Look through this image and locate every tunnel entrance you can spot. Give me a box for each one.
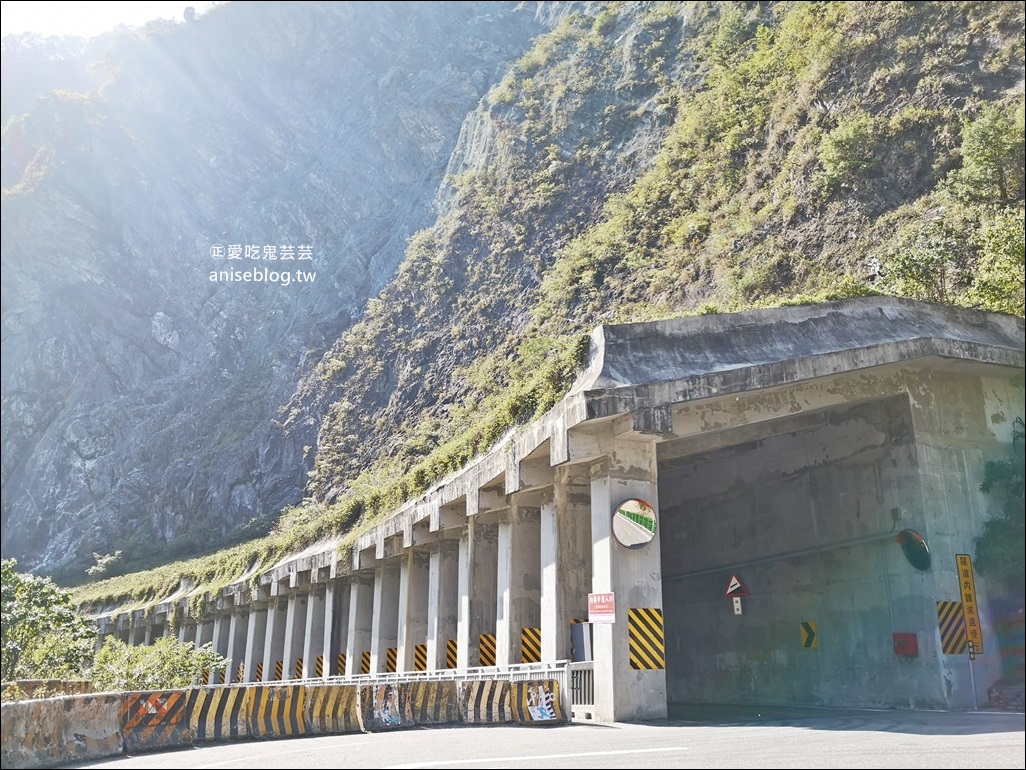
[657,394,927,707]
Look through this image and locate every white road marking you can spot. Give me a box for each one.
[386,746,687,768]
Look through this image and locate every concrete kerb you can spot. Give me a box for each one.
[510,679,567,725]
[0,679,550,767]
[1,692,123,770]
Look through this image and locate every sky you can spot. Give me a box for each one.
[1,1,216,39]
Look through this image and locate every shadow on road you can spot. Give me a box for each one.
[658,702,1026,736]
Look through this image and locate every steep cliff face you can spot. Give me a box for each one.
[1,1,548,576]
[295,0,1024,524]
[5,1,1023,597]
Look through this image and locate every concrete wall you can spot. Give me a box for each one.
[1,693,122,769]
[907,370,1025,706]
[660,394,950,708]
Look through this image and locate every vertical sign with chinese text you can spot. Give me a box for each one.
[956,554,983,654]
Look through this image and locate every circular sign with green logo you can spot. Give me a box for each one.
[612,498,657,549]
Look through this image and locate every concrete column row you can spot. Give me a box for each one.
[121,502,585,678]
[118,437,664,723]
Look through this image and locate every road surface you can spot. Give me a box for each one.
[70,704,1025,769]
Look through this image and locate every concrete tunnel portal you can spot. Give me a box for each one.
[657,394,924,707]
[93,298,1025,721]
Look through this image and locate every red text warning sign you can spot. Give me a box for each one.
[589,592,616,624]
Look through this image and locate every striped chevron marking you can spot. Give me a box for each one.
[479,633,496,667]
[628,607,665,669]
[189,686,250,741]
[937,601,968,654]
[520,627,541,664]
[414,643,428,671]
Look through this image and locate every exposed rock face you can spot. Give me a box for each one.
[1,1,547,575]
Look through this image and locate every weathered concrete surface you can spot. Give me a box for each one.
[461,680,512,724]
[661,394,938,708]
[574,296,1024,395]
[510,680,567,724]
[304,684,362,734]
[401,681,461,725]
[120,690,193,754]
[0,679,92,699]
[1,693,123,769]
[908,370,1026,707]
[659,362,1025,710]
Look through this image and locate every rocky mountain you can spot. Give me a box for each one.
[1,1,552,577]
[2,2,1022,597]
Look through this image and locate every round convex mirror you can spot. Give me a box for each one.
[897,528,931,571]
[612,498,657,549]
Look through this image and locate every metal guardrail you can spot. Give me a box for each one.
[220,659,581,719]
[568,662,594,706]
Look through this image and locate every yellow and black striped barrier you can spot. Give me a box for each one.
[461,680,511,724]
[274,660,284,681]
[361,650,371,674]
[305,684,361,734]
[235,663,244,684]
[479,634,496,667]
[249,685,307,738]
[404,681,459,725]
[362,683,407,730]
[520,627,542,664]
[190,686,250,742]
[511,680,566,725]
[121,690,192,752]
[628,607,665,669]
[414,644,428,671]
[336,652,347,676]
[938,600,968,654]
[254,662,264,682]
[294,658,304,679]
[315,655,324,677]
[385,647,398,673]
[445,639,458,669]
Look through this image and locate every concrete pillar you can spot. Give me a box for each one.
[346,572,374,676]
[398,549,430,671]
[282,591,309,680]
[129,616,144,645]
[178,619,196,645]
[427,540,459,670]
[371,562,401,673]
[496,502,541,667]
[196,619,214,648]
[331,579,351,675]
[225,609,247,683]
[143,622,153,646]
[303,585,327,678]
[457,518,498,668]
[541,475,592,661]
[243,603,267,682]
[210,613,226,682]
[590,440,666,722]
[262,593,287,680]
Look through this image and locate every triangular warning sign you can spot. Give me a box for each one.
[725,574,749,597]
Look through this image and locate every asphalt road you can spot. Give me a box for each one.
[70,705,1025,770]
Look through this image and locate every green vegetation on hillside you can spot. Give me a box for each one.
[2,559,225,693]
[75,1,1025,611]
